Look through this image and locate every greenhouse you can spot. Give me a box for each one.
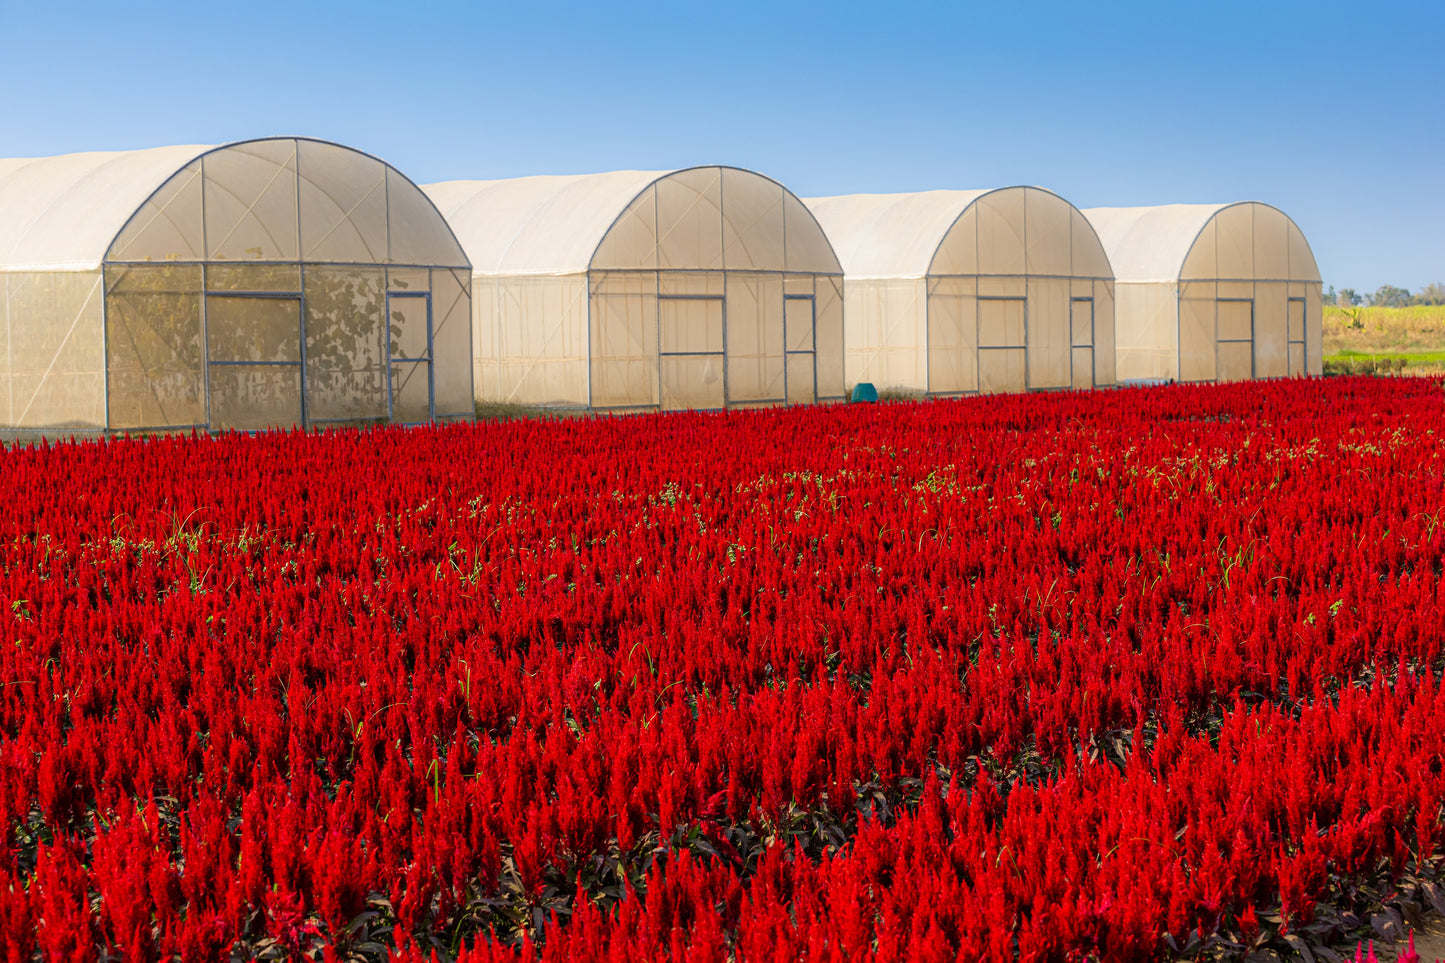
[1082,202,1322,382]
[423,167,845,410]
[804,187,1117,395]
[0,137,472,432]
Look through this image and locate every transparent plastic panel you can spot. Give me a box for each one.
[978,348,1026,394]
[1113,282,1176,382]
[1024,189,1072,277]
[206,264,301,293]
[390,360,432,423]
[104,264,204,429]
[978,297,1025,348]
[593,187,658,271]
[1214,205,1254,279]
[1069,208,1111,279]
[1027,278,1069,388]
[785,296,814,352]
[783,193,842,274]
[389,294,431,361]
[1070,298,1094,346]
[1181,217,1218,280]
[0,278,7,424]
[471,276,500,401]
[784,274,815,297]
[660,297,723,354]
[1306,284,1323,375]
[0,279,7,424]
[975,189,1027,275]
[1216,299,1253,343]
[724,273,784,401]
[926,279,976,394]
[3,272,104,428]
[1216,341,1253,382]
[1217,280,1253,301]
[386,168,468,268]
[659,271,724,297]
[869,278,927,391]
[1179,282,1217,383]
[660,354,724,410]
[493,275,588,406]
[431,268,474,414]
[304,266,387,422]
[1071,348,1094,389]
[1092,280,1116,386]
[589,272,658,408]
[209,365,302,431]
[388,268,430,293]
[298,140,388,263]
[109,161,205,263]
[1288,222,1321,282]
[1289,343,1305,376]
[1253,205,1289,280]
[1254,281,1288,378]
[207,295,301,363]
[4,272,105,429]
[977,276,1026,298]
[657,168,723,270]
[815,276,845,399]
[721,168,786,271]
[204,140,299,261]
[929,205,978,277]
[785,352,815,404]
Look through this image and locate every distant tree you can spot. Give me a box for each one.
[1339,288,1363,307]
[1368,284,1411,308]
[1411,282,1445,306]
[1322,285,1338,306]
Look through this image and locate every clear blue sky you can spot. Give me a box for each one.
[1,0,1440,292]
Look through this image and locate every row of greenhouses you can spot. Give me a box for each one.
[0,138,1323,431]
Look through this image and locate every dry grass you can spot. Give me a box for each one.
[1323,305,1445,374]
[1324,305,1445,354]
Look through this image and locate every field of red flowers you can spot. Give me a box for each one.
[2,376,1445,961]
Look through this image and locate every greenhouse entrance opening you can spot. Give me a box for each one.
[784,295,816,405]
[387,292,434,423]
[659,295,726,411]
[1071,298,1095,390]
[1288,298,1307,376]
[1217,298,1255,382]
[978,297,1027,394]
[206,293,304,431]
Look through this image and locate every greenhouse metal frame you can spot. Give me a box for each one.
[805,187,1117,396]
[424,166,846,411]
[1082,202,1322,383]
[0,137,473,433]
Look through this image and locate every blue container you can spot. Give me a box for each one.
[850,382,878,403]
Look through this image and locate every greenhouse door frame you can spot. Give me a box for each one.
[1216,297,1255,382]
[386,290,434,424]
[1070,297,1095,390]
[784,294,817,405]
[977,295,1028,394]
[657,294,726,411]
[203,289,307,431]
[1287,296,1307,377]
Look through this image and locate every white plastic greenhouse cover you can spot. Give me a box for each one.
[803,190,994,278]
[0,146,207,272]
[422,168,846,410]
[423,172,667,276]
[1084,203,1322,283]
